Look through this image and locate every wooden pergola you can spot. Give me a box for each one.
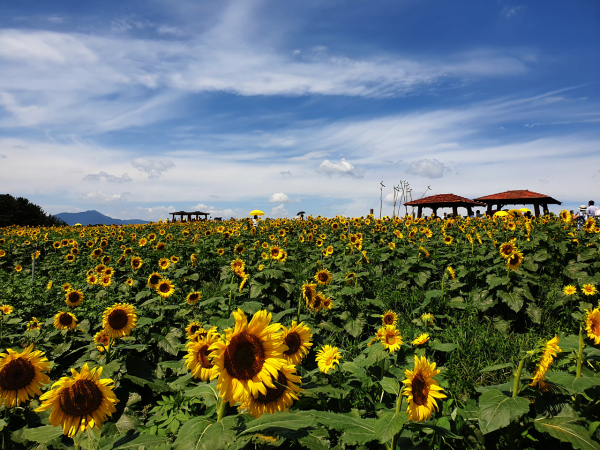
[169,211,209,222]
[474,190,561,217]
[404,194,485,218]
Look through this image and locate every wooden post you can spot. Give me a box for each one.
[534,203,540,217]
[452,206,458,217]
[487,203,493,216]
[417,206,423,218]
[466,206,473,217]
[370,209,374,216]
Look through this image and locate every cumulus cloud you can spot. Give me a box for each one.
[131,205,176,221]
[269,193,291,203]
[132,158,175,178]
[316,158,364,179]
[83,171,133,183]
[407,158,447,179]
[81,191,125,202]
[271,204,289,218]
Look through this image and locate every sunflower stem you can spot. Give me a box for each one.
[512,356,526,397]
[216,398,227,422]
[296,294,302,324]
[390,390,404,450]
[576,325,584,379]
[105,337,114,364]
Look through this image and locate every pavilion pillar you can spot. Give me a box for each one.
[534,204,540,217]
[417,206,423,218]
[432,207,438,217]
[466,206,473,217]
[486,204,493,216]
[541,204,548,215]
[452,206,458,217]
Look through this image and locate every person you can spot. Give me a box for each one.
[252,215,259,227]
[475,210,482,218]
[443,213,447,220]
[587,201,597,219]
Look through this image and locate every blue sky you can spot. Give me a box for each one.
[1,0,599,220]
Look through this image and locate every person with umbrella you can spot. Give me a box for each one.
[249,210,264,226]
[296,211,305,220]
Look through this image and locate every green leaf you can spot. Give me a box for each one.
[478,389,530,434]
[480,363,512,373]
[380,377,401,396]
[415,271,430,287]
[240,301,263,314]
[344,314,366,338]
[188,273,200,281]
[136,316,154,328]
[498,290,524,313]
[174,416,238,450]
[547,373,600,394]
[314,412,377,445]
[240,411,314,435]
[374,411,408,443]
[272,308,295,322]
[526,303,542,324]
[21,425,63,444]
[184,381,219,406]
[135,290,152,301]
[429,340,458,352]
[534,416,600,450]
[113,433,172,449]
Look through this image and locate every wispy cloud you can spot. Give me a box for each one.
[316,159,365,179]
[132,158,175,178]
[83,171,133,183]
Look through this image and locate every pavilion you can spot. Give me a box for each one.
[404,194,485,218]
[169,211,210,222]
[474,190,561,217]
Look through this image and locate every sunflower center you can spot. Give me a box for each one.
[318,273,328,282]
[411,373,429,406]
[189,293,199,301]
[313,296,322,309]
[0,358,35,391]
[384,315,394,325]
[196,345,213,369]
[592,321,600,336]
[59,379,103,417]
[223,332,265,380]
[67,292,80,304]
[189,325,201,335]
[149,275,160,285]
[386,334,396,345]
[283,332,302,356]
[59,314,73,326]
[159,283,170,293]
[107,309,128,330]
[255,371,287,405]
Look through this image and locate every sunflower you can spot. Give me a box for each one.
[307,293,325,312]
[156,242,166,251]
[560,209,571,223]
[379,326,403,353]
[91,248,103,259]
[0,305,13,315]
[185,322,204,339]
[322,296,333,309]
[185,331,221,381]
[54,311,78,331]
[35,363,118,438]
[65,254,75,263]
[388,242,396,250]
[443,235,453,245]
[314,269,332,286]
[102,303,137,338]
[93,330,110,352]
[138,238,147,247]
[15,265,22,272]
[499,242,517,259]
[281,322,313,365]
[421,313,435,326]
[530,335,561,389]
[381,310,398,326]
[239,274,249,292]
[99,275,112,287]
[301,281,317,304]
[582,284,598,296]
[0,250,5,257]
[145,273,161,289]
[239,364,303,418]
[0,344,50,407]
[412,333,430,346]
[27,317,41,330]
[209,309,287,405]
[170,255,180,263]
[186,291,201,305]
[95,264,107,274]
[65,290,84,308]
[126,278,134,287]
[230,259,245,276]
[86,274,98,285]
[315,345,341,374]
[506,252,524,270]
[158,258,170,270]
[446,266,456,280]
[563,285,577,296]
[270,246,283,260]
[584,309,600,345]
[156,279,175,298]
[402,355,446,421]
[130,256,143,270]
[103,268,114,277]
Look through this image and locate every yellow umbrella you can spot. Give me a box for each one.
[73,223,82,226]
[494,211,508,217]
[249,210,265,216]
[519,208,532,214]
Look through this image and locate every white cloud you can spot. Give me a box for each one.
[269,193,291,203]
[83,171,133,183]
[132,158,175,178]
[316,158,364,179]
[271,204,289,218]
[502,6,524,18]
[407,159,448,179]
[288,151,330,161]
[81,191,125,202]
[130,205,176,221]
[190,203,209,210]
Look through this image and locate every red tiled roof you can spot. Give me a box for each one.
[405,194,485,206]
[474,190,560,204]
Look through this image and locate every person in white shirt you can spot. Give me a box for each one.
[587,201,597,219]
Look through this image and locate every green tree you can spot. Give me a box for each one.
[0,194,66,227]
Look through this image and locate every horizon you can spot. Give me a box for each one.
[1,0,599,220]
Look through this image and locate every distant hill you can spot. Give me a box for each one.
[54,210,151,226]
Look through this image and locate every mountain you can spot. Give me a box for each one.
[54,210,151,226]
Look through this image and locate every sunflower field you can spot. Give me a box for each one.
[0,211,599,450]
